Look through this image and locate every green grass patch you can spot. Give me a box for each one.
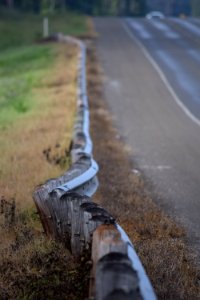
[47,12,88,36]
[0,10,87,127]
[0,11,87,51]
[0,44,54,126]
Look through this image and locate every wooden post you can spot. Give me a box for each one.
[33,184,115,257]
[90,224,142,300]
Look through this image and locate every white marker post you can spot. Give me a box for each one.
[43,17,49,38]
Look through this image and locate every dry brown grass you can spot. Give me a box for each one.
[0,43,92,299]
[0,43,77,209]
[0,206,90,299]
[87,41,200,299]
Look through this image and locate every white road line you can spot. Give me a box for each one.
[156,50,200,102]
[149,20,180,39]
[122,20,200,128]
[128,20,152,39]
[172,18,200,37]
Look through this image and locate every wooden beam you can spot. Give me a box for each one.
[90,224,142,300]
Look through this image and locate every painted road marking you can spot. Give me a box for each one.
[148,19,180,39]
[128,20,152,39]
[122,20,200,128]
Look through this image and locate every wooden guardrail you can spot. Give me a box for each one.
[90,224,142,299]
[33,34,157,300]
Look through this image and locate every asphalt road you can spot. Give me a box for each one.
[94,17,200,257]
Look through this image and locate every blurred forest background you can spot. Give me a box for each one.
[0,0,200,17]
[0,0,146,16]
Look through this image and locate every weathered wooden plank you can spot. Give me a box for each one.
[33,186,54,236]
[33,189,115,257]
[96,253,142,300]
[91,224,127,264]
[33,192,91,244]
[90,224,142,300]
[33,155,92,200]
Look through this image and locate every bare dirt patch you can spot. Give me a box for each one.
[87,41,200,299]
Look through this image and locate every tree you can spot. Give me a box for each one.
[0,0,147,15]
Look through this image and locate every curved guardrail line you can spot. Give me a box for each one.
[33,33,157,300]
[51,33,95,192]
[52,158,98,192]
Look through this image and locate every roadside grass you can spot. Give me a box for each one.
[0,10,90,299]
[0,206,90,300]
[0,9,87,126]
[0,43,82,298]
[0,44,54,125]
[0,10,87,51]
[0,43,77,208]
[87,42,200,299]
[0,9,88,204]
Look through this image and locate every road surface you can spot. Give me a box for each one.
[94,17,200,257]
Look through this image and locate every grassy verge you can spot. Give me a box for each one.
[0,205,90,299]
[0,11,91,299]
[0,44,54,125]
[0,41,86,299]
[0,10,88,205]
[87,41,200,299]
[0,10,87,126]
[0,43,77,208]
[0,10,87,51]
